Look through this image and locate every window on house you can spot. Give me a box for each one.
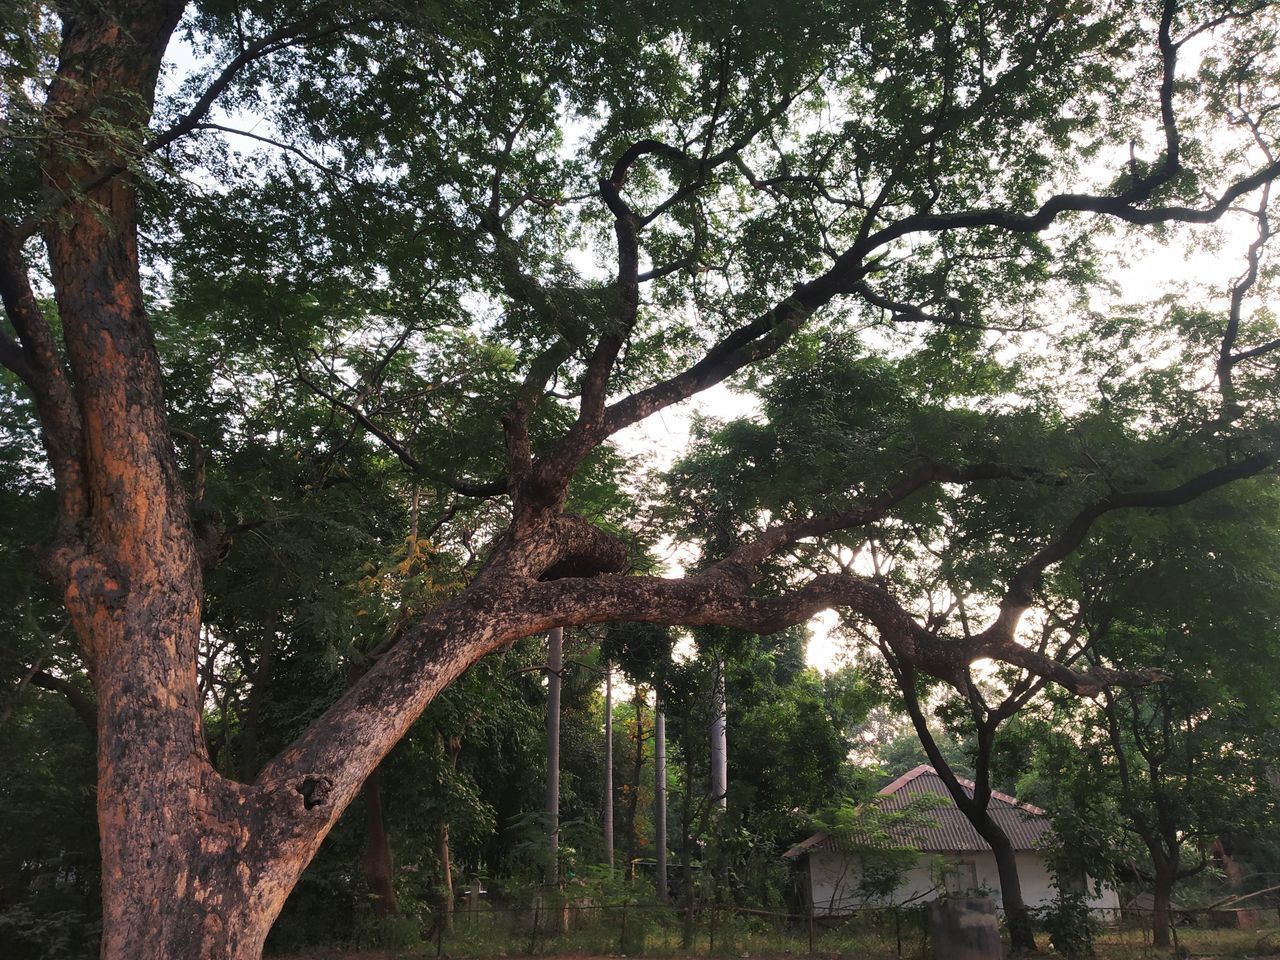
[943,860,979,895]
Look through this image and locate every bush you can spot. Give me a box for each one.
[1041,889,1098,960]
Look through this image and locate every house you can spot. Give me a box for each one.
[783,764,1120,915]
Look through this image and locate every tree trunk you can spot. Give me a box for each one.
[604,662,614,870]
[980,820,1036,953]
[625,688,645,875]
[31,6,304,956]
[895,664,1035,951]
[439,735,461,931]
[1151,857,1176,948]
[545,627,563,886]
[710,661,728,809]
[681,744,696,948]
[654,695,668,903]
[437,821,453,929]
[361,768,399,918]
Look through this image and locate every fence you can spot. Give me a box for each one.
[414,901,932,959]
[334,898,1280,958]
[1085,904,1280,956]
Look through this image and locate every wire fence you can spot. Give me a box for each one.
[330,898,1280,958]
[1087,904,1280,955]
[424,901,931,959]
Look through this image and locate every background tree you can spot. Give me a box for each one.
[1024,483,1280,948]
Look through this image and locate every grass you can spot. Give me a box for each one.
[277,912,1280,960]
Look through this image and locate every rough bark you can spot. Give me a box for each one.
[35,6,303,956]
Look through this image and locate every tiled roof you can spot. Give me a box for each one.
[783,764,1051,858]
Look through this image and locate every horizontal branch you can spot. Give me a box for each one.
[862,157,1280,253]
[724,459,1073,573]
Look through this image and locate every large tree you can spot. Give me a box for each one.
[3,1,1280,956]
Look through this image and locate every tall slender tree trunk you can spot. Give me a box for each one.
[626,688,645,876]
[545,627,563,887]
[654,695,668,903]
[708,663,728,897]
[439,735,461,931]
[604,662,614,870]
[681,745,696,948]
[361,768,399,918]
[710,662,727,809]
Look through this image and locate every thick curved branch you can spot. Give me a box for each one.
[522,5,1273,508]
[590,138,1280,472]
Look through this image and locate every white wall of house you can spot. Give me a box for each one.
[805,848,1120,916]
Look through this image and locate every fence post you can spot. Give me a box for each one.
[895,905,902,959]
[808,904,815,956]
[620,898,629,955]
[437,911,445,958]
[709,903,717,954]
[529,899,540,955]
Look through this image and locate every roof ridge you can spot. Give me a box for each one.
[880,764,1046,817]
[949,772,1046,817]
[782,764,1048,860]
[877,763,935,797]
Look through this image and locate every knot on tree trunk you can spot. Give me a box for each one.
[261,774,337,817]
[294,775,333,810]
